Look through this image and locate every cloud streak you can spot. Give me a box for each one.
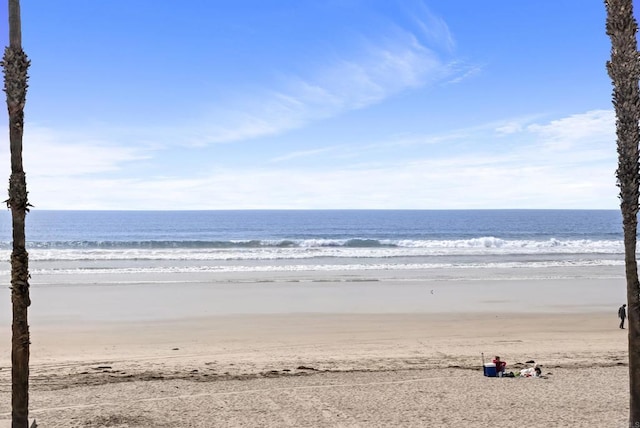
[0,125,152,182]
[195,12,461,145]
[13,109,618,210]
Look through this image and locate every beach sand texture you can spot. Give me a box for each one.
[0,265,631,427]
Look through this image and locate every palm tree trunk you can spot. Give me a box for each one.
[605,0,640,424]
[2,1,31,427]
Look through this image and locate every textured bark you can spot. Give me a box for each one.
[2,1,31,427]
[605,0,640,425]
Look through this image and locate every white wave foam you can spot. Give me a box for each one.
[5,258,622,276]
[14,237,622,262]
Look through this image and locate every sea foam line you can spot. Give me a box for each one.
[2,237,623,261]
[0,259,622,276]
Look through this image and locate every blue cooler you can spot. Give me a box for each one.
[483,362,497,377]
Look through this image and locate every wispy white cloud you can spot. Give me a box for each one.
[495,122,524,135]
[0,125,151,180]
[527,109,614,151]
[459,110,615,168]
[19,109,618,210]
[444,63,483,85]
[411,1,456,53]
[198,110,605,171]
[269,147,337,163]
[194,12,461,145]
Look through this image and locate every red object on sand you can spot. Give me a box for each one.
[492,357,506,372]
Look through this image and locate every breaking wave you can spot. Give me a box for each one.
[0,237,620,262]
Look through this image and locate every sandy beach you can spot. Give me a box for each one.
[0,264,631,427]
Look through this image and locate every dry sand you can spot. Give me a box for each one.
[0,267,632,426]
[0,312,630,427]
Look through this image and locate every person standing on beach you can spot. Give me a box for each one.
[619,304,627,329]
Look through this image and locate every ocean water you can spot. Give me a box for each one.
[0,209,625,276]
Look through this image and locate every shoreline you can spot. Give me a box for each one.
[0,265,627,325]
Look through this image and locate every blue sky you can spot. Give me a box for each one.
[0,1,624,209]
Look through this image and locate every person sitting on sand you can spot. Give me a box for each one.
[492,356,506,374]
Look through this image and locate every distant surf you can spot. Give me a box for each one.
[0,209,623,277]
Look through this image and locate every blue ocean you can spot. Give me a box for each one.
[0,209,625,274]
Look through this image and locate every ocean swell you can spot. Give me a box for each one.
[0,237,620,261]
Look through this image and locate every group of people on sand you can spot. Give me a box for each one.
[492,356,541,378]
[487,303,630,379]
[486,303,630,379]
